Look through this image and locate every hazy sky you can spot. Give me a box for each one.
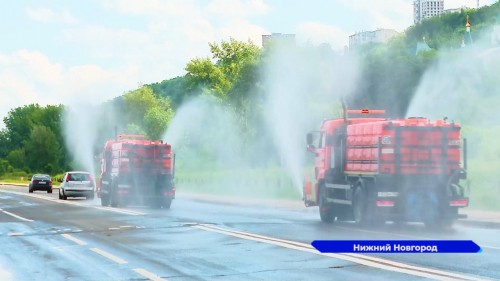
[0,0,496,123]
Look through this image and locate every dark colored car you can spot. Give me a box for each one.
[29,174,53,193]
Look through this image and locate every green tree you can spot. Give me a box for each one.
[123,86,158,126]
[6,149,25,170]
[144,105,174,140]
[0,159,13,176]
[124,123,146,135]
[24,125,61,173]
[184,38,262,148]
[1,104,66,172]
[185,57,229,97]
[0,130,9,158]
[2,104,43,152]
[122,85,175,140]
[185,38,261,103]
[149,76,189,108]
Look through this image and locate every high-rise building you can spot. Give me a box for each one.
[261,33,295,48]
[414,0,444,24]
[348,29,399,50]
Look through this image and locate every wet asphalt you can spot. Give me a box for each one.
[0,185,499,281]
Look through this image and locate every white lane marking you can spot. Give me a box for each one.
[337,225,500,251]
[8,232,24,236]
[0,263,13,281]
[90,248,127,264]
[61,234,87,246]
[0,208,33,222]
[481,245,500,251]
[193,224,485,281]
[133,268,167,281]
[94,206,146,216]
[0,190,145,216]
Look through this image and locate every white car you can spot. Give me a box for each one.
[59,171,95,200]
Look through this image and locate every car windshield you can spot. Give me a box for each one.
[68,173,91,181]
[33,175,50,180]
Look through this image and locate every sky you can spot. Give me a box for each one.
[0,0,497,124]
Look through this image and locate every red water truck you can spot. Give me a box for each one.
[303,108,469,227]
[97,134,175,209]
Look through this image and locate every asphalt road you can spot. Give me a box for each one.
[0,185,498,281]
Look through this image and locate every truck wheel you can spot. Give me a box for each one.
[439,218,456,228]
[319,184,335,223]
[353,187,367,225]
[163,199,172,209]
[150,198,161,209]
[423,192,441,228]
[101,194,109,206]
[425,217,456,229]
[110,196,118,207]
[109,183,118,207]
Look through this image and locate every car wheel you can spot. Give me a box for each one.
[47,189,52,194]
[61,190,67,200]
[58,190,62,199]
[29,187,33,193]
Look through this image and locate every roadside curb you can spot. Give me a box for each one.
[457,219,500,229]
[177,191,305,210]
[0,183,60,189]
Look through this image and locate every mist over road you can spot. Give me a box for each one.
[0,185,498,281]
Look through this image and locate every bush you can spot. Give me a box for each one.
[0,159,13,176]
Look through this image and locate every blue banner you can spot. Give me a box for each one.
[311,240,482,253]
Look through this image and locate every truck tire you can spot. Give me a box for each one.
[353,187,367,225]
[109,182,118,207]
[319,183,335,223]
[425,217,456,229]
[101,194,109,206]
[150,198,161,209]
[163,199,172,209]
[439,218,456,229]
[422,192,441,228]
[110,195,118,207]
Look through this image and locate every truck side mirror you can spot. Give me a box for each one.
[306,133,313,145]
